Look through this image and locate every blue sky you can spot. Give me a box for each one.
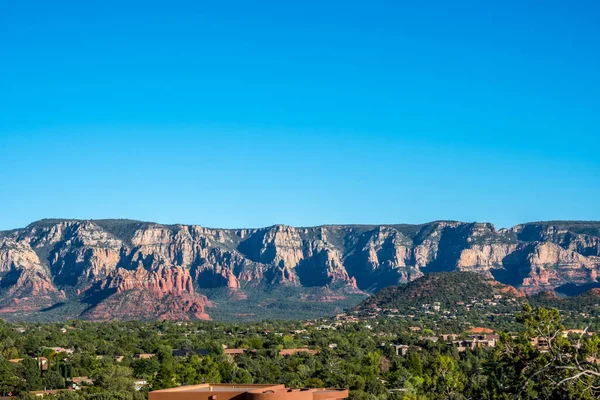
[1,1,599,230]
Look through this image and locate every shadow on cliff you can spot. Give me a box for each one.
[0,268,22,289]
[39,302,66,312]
[420,225,471,274]
[79,283,118,313]
[237,229,274,263]
[295,256,329,287]
[194,268,229,288]
[491,244,535,287]
[555,282,600,296]
[343,228,412,292]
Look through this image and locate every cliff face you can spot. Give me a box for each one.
[1,219,599,320]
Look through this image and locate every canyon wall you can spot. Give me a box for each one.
[1,219,599,320]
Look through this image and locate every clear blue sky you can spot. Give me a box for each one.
[1,1,599,230]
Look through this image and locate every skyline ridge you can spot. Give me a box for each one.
[5,217,600,233]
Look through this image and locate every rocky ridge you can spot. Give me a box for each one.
[0,219,599,320]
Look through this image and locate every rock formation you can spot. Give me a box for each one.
[0,219,599,319]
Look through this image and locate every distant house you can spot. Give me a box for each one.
[562,329,594,337]
[46,347,74,354]
[408,327,421,332]
[70,377,92,385]
[223,348,246,356]
[450,337,496,353]
[114,355,125,363]
[11,357,49,371]
[68,376,92,390]
[134,353,156,359]
[467,327,494,334]
[317,325,334,330]
[172,349,210,357]
[279,348,318,357]
[134,380,148,391]
[441,334,459,341]
[531,337,550,352]
[393,345,410,356]
[38,357,49,371]
[482,334,500,342]
[30,389,73,397]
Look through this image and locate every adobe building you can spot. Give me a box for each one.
[149,384,348,400]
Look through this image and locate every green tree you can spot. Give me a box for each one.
[495,305,600,399]
[92,365,135,392]
[231,368,253,384]
[0,359,20,396]
[152,363,177,390]
[43,370,66,390]
[18,357,43,390]
[430,355,465,400]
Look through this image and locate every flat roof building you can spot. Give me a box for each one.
[149,384,348,400]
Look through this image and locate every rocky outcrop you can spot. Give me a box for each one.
[0,237,65,313]
[81,265,210,321]
[519,242,599,293]
[1,219,600,320]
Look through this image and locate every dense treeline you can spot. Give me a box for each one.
[1,305,600,400]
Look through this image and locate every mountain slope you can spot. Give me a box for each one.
[0,219,599,321]
[355,271,523,312]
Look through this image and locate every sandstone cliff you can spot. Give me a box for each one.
[1,219,599,320]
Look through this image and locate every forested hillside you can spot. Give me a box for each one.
[1,304,600,400]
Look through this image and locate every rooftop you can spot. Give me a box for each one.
[149,384,348,400]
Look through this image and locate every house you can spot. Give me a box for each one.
[46,347,74,354]
[68,376,92,390]
[172,349,210,357]
[467,327,494,334]
[30,389,73,398]
[16,357,49,371]
[279,348,318,357]
[483,334,500,343]
[223,348,246,356]
[531,337,550,352]
[114,355,125,363]
[393,345,410,356]
[70,376,92,385]
[134,353,156,359]
[149,384,348,400]
[450,337,496,353]
[134,380,149,391]
[317,325,334,330]
[562,329,594,338]
[408,327,421,332]
[441,334,459,341]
